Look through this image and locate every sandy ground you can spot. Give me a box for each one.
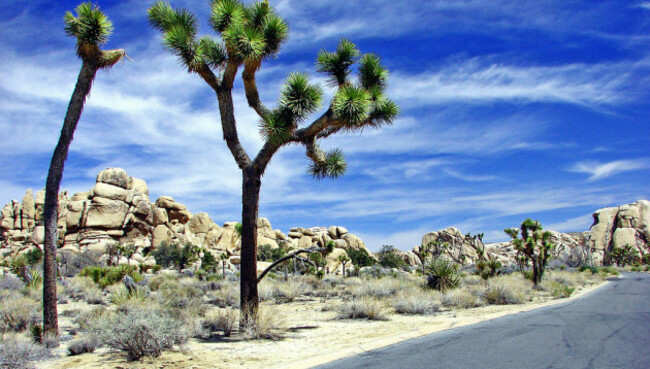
[38,279,610,369]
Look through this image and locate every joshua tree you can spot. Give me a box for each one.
[42,2,125,341]
[148,0,397,322]
[338,254,350,277]
[219,252,229,277]
[504,219,555,287]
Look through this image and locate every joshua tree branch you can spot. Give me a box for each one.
[242,61,267,118]
[257,246,325,283]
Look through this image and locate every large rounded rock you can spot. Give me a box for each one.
[93,182,128,202]
[152,225,172,248]
[127,177,149,196]
[155,196,186,211]
[85,198,129,229]
[97,168,129,189]
[187,212,215,234]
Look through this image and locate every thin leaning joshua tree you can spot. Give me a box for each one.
[42,2,125,341]
[148,0,398,322]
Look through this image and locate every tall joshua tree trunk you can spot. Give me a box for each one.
[240,168,261,321]
[43,61,98,340]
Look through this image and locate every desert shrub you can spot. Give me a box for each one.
[146,273,176,291]
[202,309,238,337]
[67,276,104,304]
[0,336,49,369]
[109,286,148,306]
[425,259,460,292]
[0,294,40,333]
[67,335,100,356]
[442,289,485,309]
[23,248,43,266]
[75,307,108,332]
[543,281,575,298]
[95,307,189,361]
[598,266,620,276]
[462,275,485,286]
[377,245,407,270]
[483,281,525,305]
[610,244,640,266]
[349,277,407,298]
[0,276,24,292]
[391,290,441,315]
[150,242,198,270]
[346,247,376,268]
[79,265,142,288]
[157,279,205,318]
[208,283,239,308]
[337,297,387,320]
[240,308,286,340]
[270,279,309,302]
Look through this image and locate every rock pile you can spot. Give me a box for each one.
[0,168,372,274]
[411,200,649,267]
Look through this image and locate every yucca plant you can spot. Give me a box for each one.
[42,2,126,342]
[424,259,460,292]
[148,0,398,323]
[505,219,555,287]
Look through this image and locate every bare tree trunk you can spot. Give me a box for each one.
[240,168,261,323]
[43,62,97,342]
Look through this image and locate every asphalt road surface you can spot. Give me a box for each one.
[316,273,650,369]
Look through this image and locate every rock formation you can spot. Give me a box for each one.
[0,168,372,274]
[411,200,649,267]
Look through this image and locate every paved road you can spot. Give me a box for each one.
[316,273,650,369]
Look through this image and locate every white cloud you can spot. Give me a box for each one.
[389,59,636,107]
[545,214,595,233]
[568,159,648,181]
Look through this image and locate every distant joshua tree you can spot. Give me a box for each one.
[148,0,398,323]
[42,2,125,342]
[504,219,555,287]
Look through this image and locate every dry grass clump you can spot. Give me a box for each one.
[201,309,238,337]
[207,282,239,308]
[270,278,311,302]
[349,277,407,298]
[337,297,387,320]
[241,308,286,340]
[93,306,189,361]
[146,273,177,291]
[545,270,587,288]
[157,279,205,317]
[462,274,485,286]
[391,290,441,315]
[67,335,100,356]
[0,334,50,369]
[441,288,485,309]
[0,293,41,333]
[482,274,532,305]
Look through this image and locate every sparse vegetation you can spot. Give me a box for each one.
[425,259,460,292]
[95,307,189,361]
[505,219,555,286]
[337,297,387,320]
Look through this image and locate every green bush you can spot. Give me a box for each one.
[150,242,199,270]
[346,247,376,268]
[425,259,460,292]
[610,244,640,266]
[377,245,406,269]
[0,294,41,333]
[79,265,142,288]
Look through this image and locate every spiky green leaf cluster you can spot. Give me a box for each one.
[259,109,294,145]
[332,85,372,127]
[358,54,388,90]
[316,39,359,86]
[211,0,288,60]
[309,149,347,179]
[64,2,113,58]
[279,73,323,121]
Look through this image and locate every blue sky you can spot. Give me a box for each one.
[1,0,649,251]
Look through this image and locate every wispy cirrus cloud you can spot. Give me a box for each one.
[568,159,649,181]
[389,58,643,108]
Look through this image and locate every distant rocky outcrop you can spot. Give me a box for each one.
[411,200,649,267]
[0,168,372,274]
